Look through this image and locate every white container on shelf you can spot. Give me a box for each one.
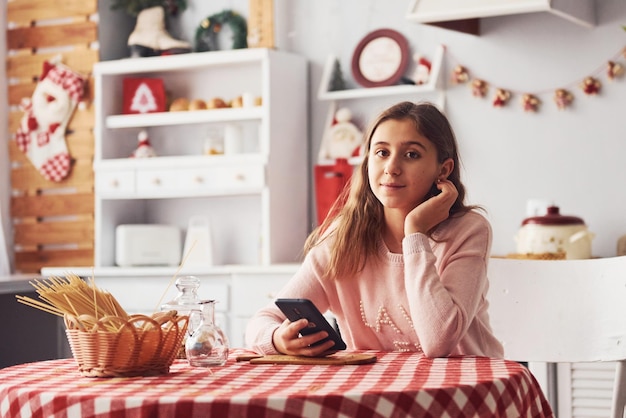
[224,124,244,154]
[182,216,213,267]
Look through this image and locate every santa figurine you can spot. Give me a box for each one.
[412,54,432,85]
[130,130,157,158]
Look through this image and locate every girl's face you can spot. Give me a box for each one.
[367,118,445,216]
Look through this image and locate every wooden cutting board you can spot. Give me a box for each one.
[239,353,377,365]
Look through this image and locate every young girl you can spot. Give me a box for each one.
[245,101,503,358]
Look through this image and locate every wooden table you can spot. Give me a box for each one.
[0,350,554,417]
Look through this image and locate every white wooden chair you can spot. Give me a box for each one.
[487,256,626,418]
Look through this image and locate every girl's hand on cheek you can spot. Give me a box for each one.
[405,179,458,235]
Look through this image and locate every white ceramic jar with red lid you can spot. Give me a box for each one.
[514,206,595,259]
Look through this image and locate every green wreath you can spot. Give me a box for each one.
[195,10,248,52]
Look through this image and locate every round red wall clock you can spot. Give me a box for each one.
[351,29,410,88]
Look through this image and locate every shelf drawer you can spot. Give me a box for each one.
[178,165,264,191]
[134,165,265,196]
[96,170,136,196]
[136,169,179,194]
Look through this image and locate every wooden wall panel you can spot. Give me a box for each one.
[10,162,94,195]
[7,22,98,50]
[6,49,98,82]
[7,0,98,23]
[11,193,94,218]
[6,0,98,273]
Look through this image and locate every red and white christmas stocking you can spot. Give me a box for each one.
[14,60,86,182]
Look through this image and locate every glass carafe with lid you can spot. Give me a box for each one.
[160,275,202,315]
[161,275,203,358]
[185,300,229,367]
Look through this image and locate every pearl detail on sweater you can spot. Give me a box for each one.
[360,300,423,352]
[360,301,401,334]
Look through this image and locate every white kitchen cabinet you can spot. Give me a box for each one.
[93,48,308,269]
[230,268,299,347]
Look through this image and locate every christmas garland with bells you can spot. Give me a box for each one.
[195,10,248,52]
[448,45,625,113]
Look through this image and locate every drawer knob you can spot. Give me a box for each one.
[194,176,204,184]
[235,173,246,181]
[152,178,161,185]
[110,179,119,188]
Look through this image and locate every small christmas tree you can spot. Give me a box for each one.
[329,58,346,92]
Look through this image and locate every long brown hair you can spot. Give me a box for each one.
[305,101,477,280]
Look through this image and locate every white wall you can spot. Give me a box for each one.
[165,0,626,257]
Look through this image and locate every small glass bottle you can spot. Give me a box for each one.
[185,300,229,367]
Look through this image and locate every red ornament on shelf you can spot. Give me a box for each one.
[123,78,166,114]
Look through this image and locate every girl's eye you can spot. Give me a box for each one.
[375,149,389,157]
[406,151,421,159]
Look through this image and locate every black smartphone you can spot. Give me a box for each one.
[275,298,347,350]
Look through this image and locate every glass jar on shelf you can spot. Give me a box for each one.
[203,128,224,155]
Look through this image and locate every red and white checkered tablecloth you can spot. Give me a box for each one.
[0,350,554,418]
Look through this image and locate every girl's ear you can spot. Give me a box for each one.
[439,158,454,180]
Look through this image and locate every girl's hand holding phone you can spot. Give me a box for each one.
[405,179,458,235]
[272,318,337,357]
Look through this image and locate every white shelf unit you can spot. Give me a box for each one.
[316,44,446,166]
[405,0,595,28]
[93,48,308,269]
[317,44,446,103]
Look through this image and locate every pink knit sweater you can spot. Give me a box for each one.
[245,211,504,358]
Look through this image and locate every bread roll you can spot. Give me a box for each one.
[207,97,228,109]
[169,98,189,111]
[189,99,207,110]
[230,96,243,108]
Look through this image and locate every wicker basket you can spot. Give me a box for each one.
[64,312,188,377]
